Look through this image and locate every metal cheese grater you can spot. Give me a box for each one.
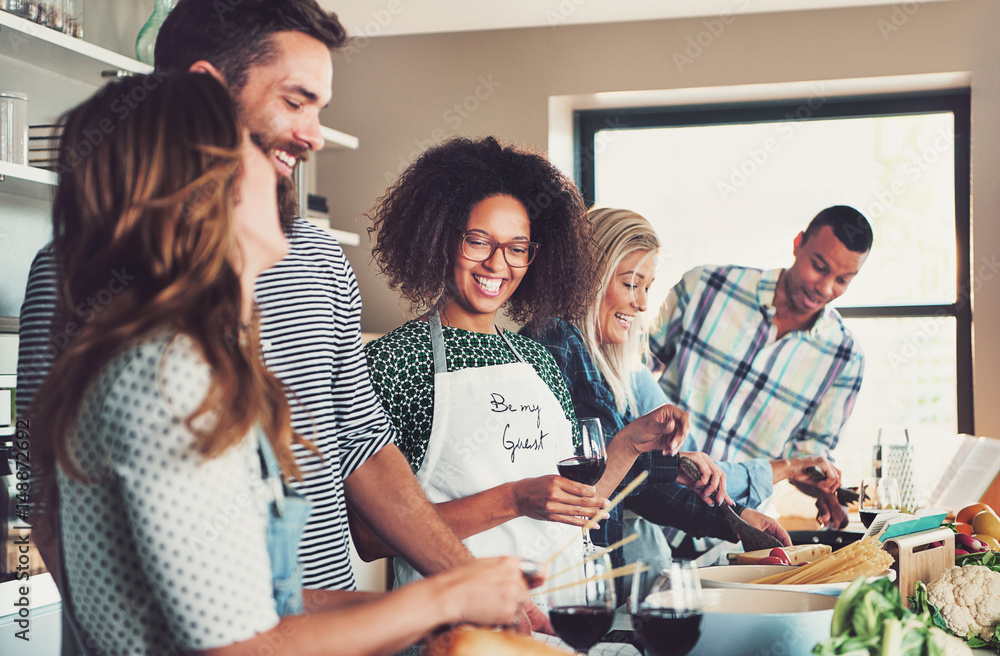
[881,429,917,513]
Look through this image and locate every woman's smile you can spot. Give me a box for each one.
[442,194,531,332]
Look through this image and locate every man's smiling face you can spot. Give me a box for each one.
[235,30,333,179]
[783,225,869,318]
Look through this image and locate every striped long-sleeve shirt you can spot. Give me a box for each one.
[17,218,394,591]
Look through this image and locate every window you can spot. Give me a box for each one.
[576,91,971,495]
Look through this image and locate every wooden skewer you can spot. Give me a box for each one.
[543,470,650,566]
[547,533,640,582]
[545,563,649,596]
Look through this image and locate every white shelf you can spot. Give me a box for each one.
[0,8,357,181]
[0,10,151,83]
[321,125,359,150]
[0,160,57,200]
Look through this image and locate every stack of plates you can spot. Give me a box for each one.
[28,124,62,171]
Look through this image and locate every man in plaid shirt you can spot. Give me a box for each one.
[648,206,872,558]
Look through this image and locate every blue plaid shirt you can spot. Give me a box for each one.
[650,265,864,468]
[521,320,742,573]
[649,265,864,553]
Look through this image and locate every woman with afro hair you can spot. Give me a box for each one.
[359,137,691,611]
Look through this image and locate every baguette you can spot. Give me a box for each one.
[422,626,572,656]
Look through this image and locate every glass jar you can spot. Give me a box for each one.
[35,0,61,31]
[4,0,39,22]
[62,0,82,38]
[0,92,29,166]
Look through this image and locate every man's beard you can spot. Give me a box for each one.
[277,175,299,233]
[251,132,306,234]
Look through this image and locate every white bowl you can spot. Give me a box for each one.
[698,564,895,596]
[631,588,837,656]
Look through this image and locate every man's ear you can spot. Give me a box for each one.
[188,60,227,85]
[792,231,805,256]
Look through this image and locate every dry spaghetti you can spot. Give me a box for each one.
[749,536,894,585]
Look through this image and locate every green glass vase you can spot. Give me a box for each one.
[135,0,175,65]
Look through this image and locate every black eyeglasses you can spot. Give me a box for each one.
[459,232,540,268]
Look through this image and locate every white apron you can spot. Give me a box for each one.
[393,313,579,588]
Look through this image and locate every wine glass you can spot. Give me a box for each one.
[630,560,704,656]
[547,551,616,655]
[859,476,902,528]
[557,417,608,551]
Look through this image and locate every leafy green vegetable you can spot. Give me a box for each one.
[813,578,960,656]
[911,581,951,633]
[955,550,1000,572]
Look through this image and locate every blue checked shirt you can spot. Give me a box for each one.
[649,265,863,555]
[650,265,864,470]
[521,319,743,576]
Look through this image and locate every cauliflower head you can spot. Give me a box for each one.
[927,565,1000,642]
[929,627,974,656]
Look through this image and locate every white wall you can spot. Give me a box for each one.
[316,1,1000,438]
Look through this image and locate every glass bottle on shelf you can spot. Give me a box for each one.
[62,0,83,38]
[135,0,174,65]
[3,0,39,22]
[36,0,60,30]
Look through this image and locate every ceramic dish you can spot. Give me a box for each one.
[632,588,838,656]
[698,564,896,596]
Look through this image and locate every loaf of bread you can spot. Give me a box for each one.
[735,544,831,565]
[422,626,572,656]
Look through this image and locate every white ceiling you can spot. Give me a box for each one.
[321,0,954,37]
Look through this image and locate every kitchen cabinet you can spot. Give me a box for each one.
[0,10,358,203]
[0,9,359,318]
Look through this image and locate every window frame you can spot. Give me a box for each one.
[574,89,972,433]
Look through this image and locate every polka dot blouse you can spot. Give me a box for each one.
[58,332,279,655]
[363,320,576,472]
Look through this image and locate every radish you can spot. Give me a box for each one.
[768,547,791,565]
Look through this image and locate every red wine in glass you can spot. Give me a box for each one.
[558,455,607,485]
[633,608,703,656]
[859,508,897,528]
[549,605,614,652]
[859,477,900,528]
[570,417,608,552]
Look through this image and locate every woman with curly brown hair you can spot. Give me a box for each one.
[361,137,691,613]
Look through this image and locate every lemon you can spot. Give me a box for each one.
[972,509,1000,539]
[956,502,993,524]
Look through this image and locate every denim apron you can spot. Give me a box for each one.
[257,429,312,617]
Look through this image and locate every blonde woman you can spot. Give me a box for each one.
[522,208,790,579]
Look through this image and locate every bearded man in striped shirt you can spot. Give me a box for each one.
[18,1,480,639]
